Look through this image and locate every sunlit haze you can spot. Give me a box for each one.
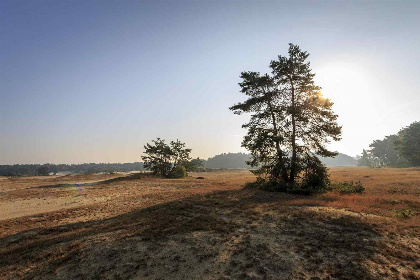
[1,0,419,164]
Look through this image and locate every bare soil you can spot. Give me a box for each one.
[0,168,419,279]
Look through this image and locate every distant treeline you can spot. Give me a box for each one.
[204,152,357,169]
[1,152,359,176]
[205,153,251,169]
[319,153,357,166]
[4,122,417,176]
[0,162,145,176]
[358,121,419,167]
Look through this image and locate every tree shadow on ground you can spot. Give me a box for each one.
[31,173,154,189]
[0,188,386,279]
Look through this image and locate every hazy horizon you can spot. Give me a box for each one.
[1,0,419,165]
[0,151,357,166]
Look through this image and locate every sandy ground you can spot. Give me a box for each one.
[0,171,254,236]
[0,168,419,280]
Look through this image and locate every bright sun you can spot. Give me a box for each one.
[315,61,371,102]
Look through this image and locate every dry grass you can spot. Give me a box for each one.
[0,168,419,279]
[280,167,419,211]
[0,170,253,236]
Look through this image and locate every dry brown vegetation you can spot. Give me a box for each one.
[0,168,419,279]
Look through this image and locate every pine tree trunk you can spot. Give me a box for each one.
[268,101,288,182]
[290,80,297,184]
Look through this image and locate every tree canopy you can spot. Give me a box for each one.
[141,138,192,178]
[396,121,420,166]
[358,121,419,167]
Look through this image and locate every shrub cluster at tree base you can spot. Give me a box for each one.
[245,177,365,196]
[245,179,329,195]
[168,165,187,178]
[328,181,365,194]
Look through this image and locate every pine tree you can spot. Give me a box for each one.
[230,44,342,191]
[396,121,420,166]
[141,138,192,177]
[142,138,173,177]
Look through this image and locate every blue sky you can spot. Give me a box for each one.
[1,0,419,164]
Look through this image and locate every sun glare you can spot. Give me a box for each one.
[319,91,328,99]
[316,61,372,103]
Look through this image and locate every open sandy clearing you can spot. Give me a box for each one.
[0,168,419,279]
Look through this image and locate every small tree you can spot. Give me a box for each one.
[141,138,192,177]
[142,138,173,177]
[169,165,187,178]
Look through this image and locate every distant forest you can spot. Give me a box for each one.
[319,153,357,166]
[0,152,359,176]
[0,162,145,176]
[205,153,251,169]
[205,152,357,169]
[358,121,419,167]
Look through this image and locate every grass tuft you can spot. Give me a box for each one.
[329,180,365,194]
[394,208,412,219]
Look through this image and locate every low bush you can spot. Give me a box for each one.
[285,183,325,195]
[394,209,412,219]
[245,156,331,195]
[299,156,331,193]
[169,165,187,178]
[329,180,365,194]
[244,179,264,189]
[244,179,325,195]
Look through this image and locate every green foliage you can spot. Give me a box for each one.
[244,180,264,189]
[300,156,331,192]
[358,149,373,167]
[369,135,400,166]
[358,121,419,167]
[329,181,365,194]
[361,134,403,167]
[85,169,97,175]
[205,153,251,169]
[37,165,50,176]
[394,209,412,219]
[170,139,192,167]
[142,138,173,177]
[141,138,192,178]
[183,158,205,171]
[230,43,341,192]
[0,163,145,176]
[169,165,187,178]
[246,158,330,194]
[396,121,420,166]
